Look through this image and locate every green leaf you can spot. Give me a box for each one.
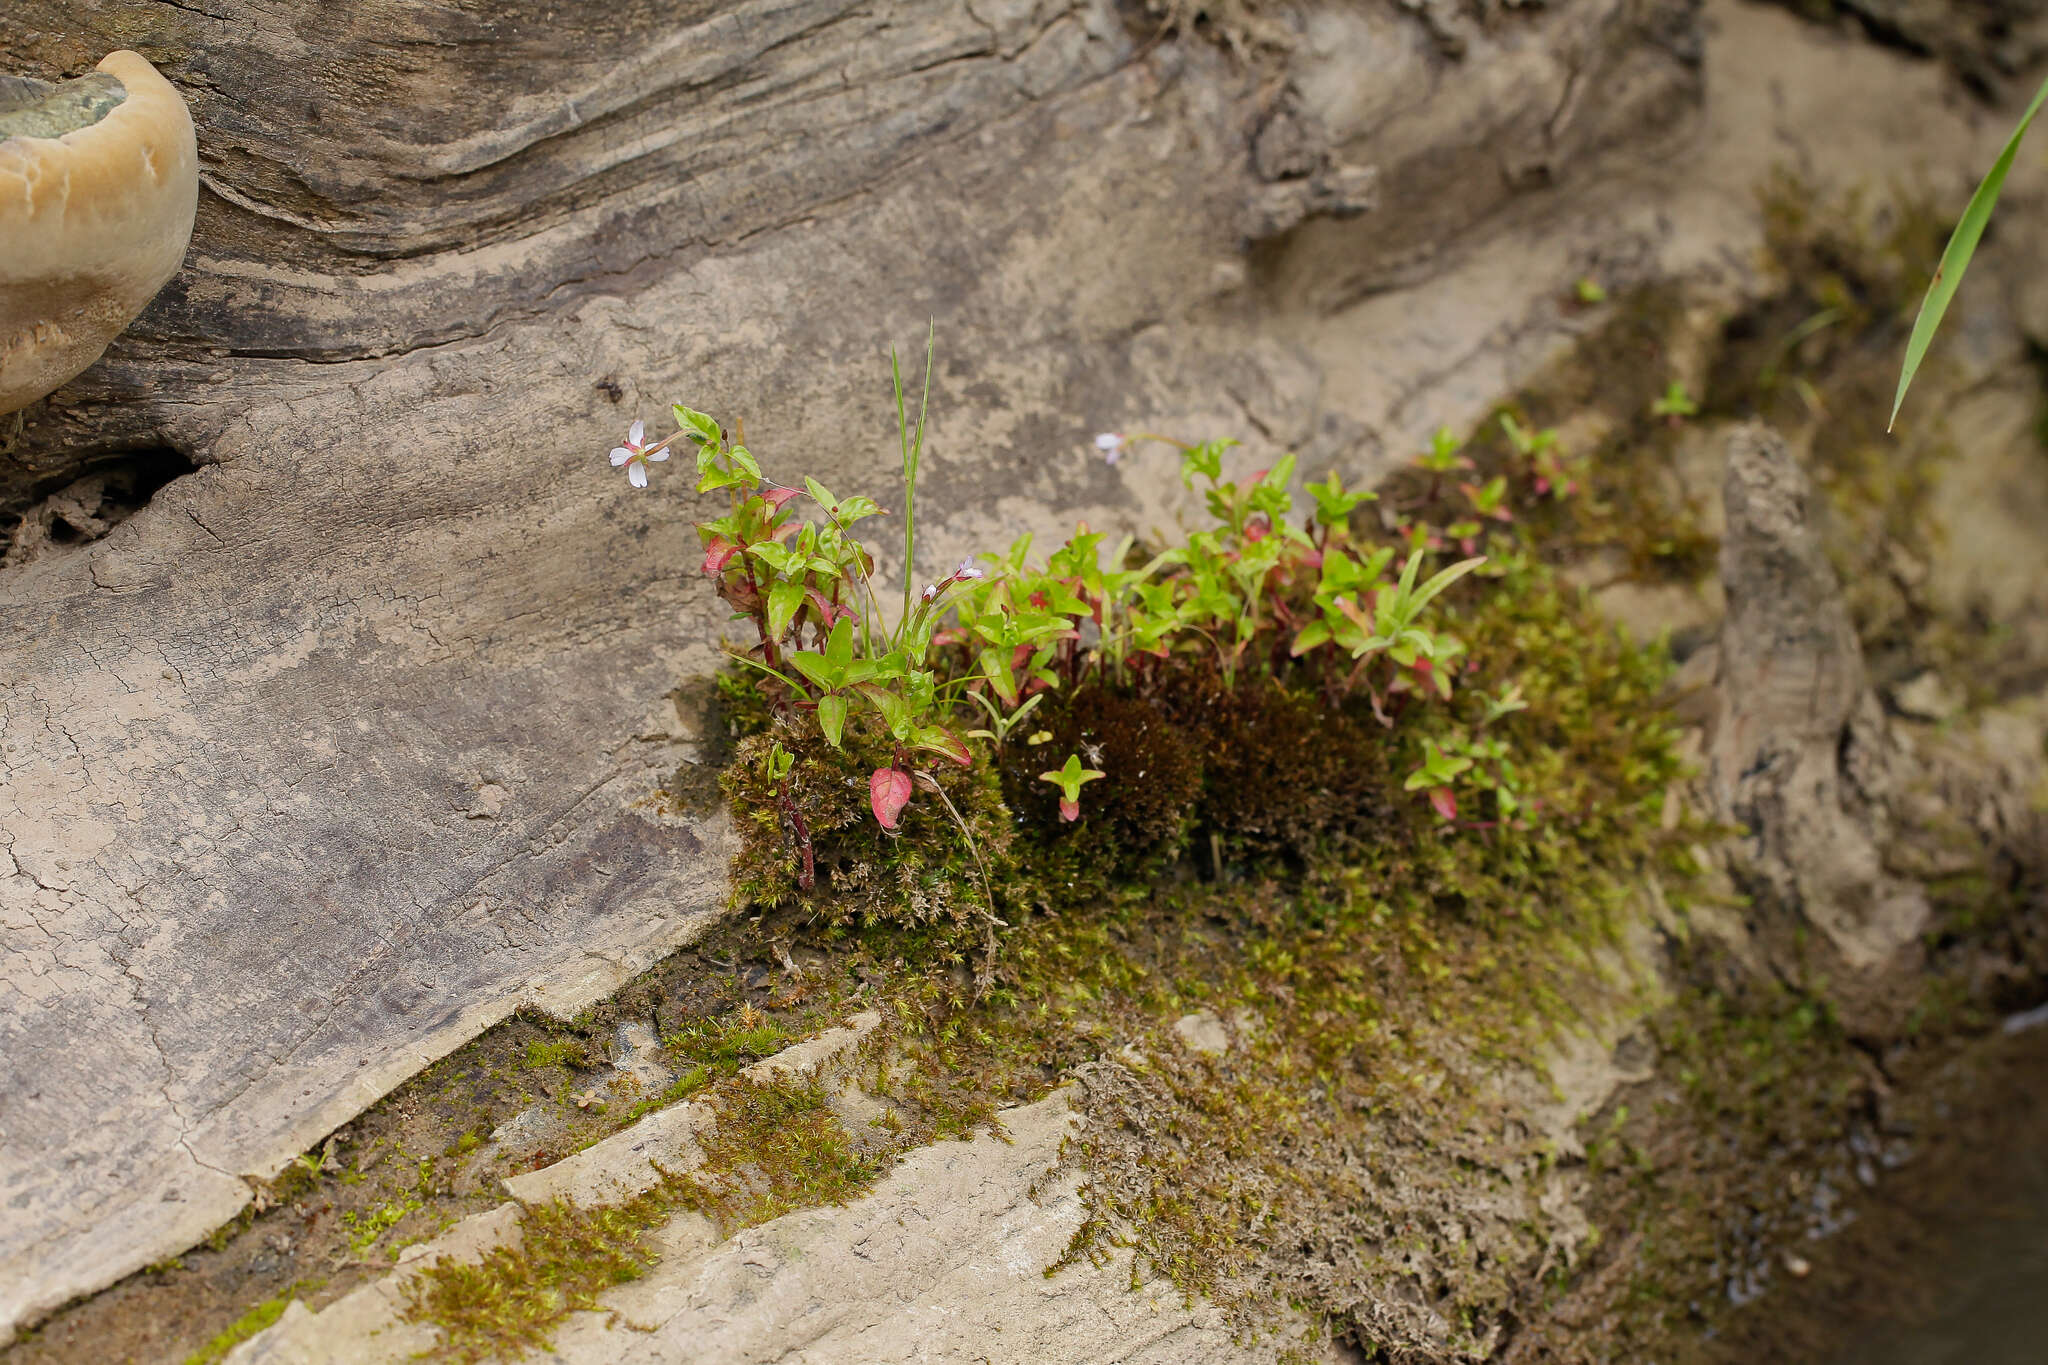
[1409,556,1487,613]
[746,542,799,575]
[834,495,882,524]
[825,617,855,674]
[766,579,806,640]
[804,476,839,511]
[672,404,721,447]
[912,724,973,767]
[854,682,913,739]
[816,694,848,748]
[1893,68,2048,431]
[1038,752,1105,801]
[1180,438,1236,489]
[790,649,836,692]
[1289,619,1333,656]
[727,444,762,479]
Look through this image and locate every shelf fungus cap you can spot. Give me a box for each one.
[0,51,198,415]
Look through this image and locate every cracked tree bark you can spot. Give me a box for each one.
[0,0,1825,1339]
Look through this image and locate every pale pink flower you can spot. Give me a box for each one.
[1094,432,1126,465]
[608,419,670,488]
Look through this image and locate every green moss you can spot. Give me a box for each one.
[521,1038,586,1072]
[343,1197,424,1257]
[400,1196,671,1363]
[402,1073,886,1362]
[723,716,1014,940]
[1029,563,1695,1353]
[388,531,1697,1362]
[183,1283,321,1365]
[996,683,1205,882]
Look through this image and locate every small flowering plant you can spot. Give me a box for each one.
[600,341,1520,907]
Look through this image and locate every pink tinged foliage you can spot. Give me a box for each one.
[1059,797,1080,822]
[1429,787,1458,821]
[762,485,801,509]
[806,588,859,625]
[702,537,739,574]
[870,767,913,830]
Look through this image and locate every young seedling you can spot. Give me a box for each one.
[1416,426,1469,475]
[1405,738,1473,821]
[1039,753,1105,822]
[1651,380,1699,423]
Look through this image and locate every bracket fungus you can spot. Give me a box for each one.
[0,51,197,415]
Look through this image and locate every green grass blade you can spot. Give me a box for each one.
[891,322,938,644]
[891,344,910,639]
[1891,71,2048,431]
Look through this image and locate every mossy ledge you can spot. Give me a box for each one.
[390,520,1701,1362]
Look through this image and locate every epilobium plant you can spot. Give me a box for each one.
[601,339,1507,900]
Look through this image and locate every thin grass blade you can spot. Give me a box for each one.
[1891,71,2048,431]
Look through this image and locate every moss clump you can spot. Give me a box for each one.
[1179,672,1398,861]
[392,535,1697,1364]
[401,1195,668,1364]
[183,1284,319,1365]
[723,715,1014,934]
[521,1038,587,1072]
[665,1073,888,1231]
[997,683,1205,880]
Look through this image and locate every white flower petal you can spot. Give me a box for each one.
[610,447,633,466]
[1094,432,1122,451]
[628,462,648,488]
[628,419,645,446]
[647,447,669,462]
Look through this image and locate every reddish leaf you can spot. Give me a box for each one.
[1059,797,1080,822]
[915,725,974,768]
[805,588,859,625]
[702,537,739,574]
[1428,787,1457,821]
[870,768,913,830]
[761,485,801,509]
[768,520,802,542]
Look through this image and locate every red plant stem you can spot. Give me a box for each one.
[778,782,816,890]
[739,562,782,669]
